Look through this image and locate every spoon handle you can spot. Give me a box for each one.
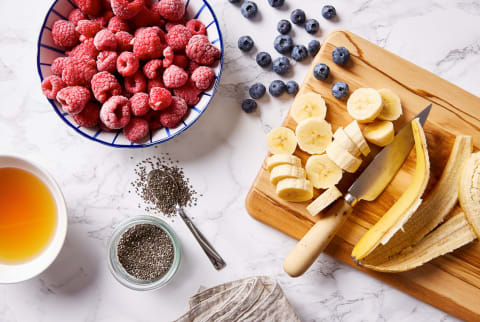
[177,207,226,270]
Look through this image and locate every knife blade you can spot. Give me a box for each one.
[283,104,432,277]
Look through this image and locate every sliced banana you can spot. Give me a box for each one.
[377,88,402,121]
[266,154,302,171]
[344,120,370,156]
[295,117,332,154]
[306,186,342,216]
[305,154,343,189]
[347,88,383,123]
[276,178,314,202]
[290,93,327,124]
[326,141,362,173]
[270,164,306,185]
[333,127,361,157]
[363,120,395,147]
[267,127,297,155]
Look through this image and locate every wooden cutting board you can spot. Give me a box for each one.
[245,30,480,320]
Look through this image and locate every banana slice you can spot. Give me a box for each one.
[306,186,342,216]
[270,164,306,185]
[363,120,394,147]
[347,88,383,123]
[266,154,302,171]
[333,127,361,157]
[290,93,327,124]
[326,141,362,173]
[377,88,402,121]
[344,120,370,156]
[276,178,314,202]
[295,117,332,154]
[305,155,343,189]
[267,127,297,155]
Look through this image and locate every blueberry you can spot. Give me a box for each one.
[269,80,286,97]
[249,83,266,99]
[286,81,299,95]
[274,34,293,54]
[308,40,320,56]
[313,63,330,80]
[242,99,257,113]
[305,19,319,34]
[241,1,258,19]
[332,81,349,99]
[272,56,290,75]
[332,46,350,65]
[291,45,308,62]
[256,52,272,67]
[268,0,284,8]
[322,5,336,20]
[290,9,306,25]
[277,19,291,34]
[238,36,254,52]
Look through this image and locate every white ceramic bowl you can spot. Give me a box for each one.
[0,155,68,284]
[37,0,223,148]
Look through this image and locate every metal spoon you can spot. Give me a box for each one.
[147,169,226,270]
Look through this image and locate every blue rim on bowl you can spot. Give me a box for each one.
[37,0,223,148]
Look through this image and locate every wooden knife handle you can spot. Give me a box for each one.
[283,198,353,277]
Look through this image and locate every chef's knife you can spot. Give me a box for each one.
[283,104,432,277]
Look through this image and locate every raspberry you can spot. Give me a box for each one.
[95,10,114,26]
[166,25,192,50]
[62,57,97,86]
[185,19,206,36]
[187,60,199,75]
[96,50,118,73]
[143,59,163,79]
[123,117,149,142]
[165,17,187,32]
[149,87,172,111]
[173,79,201,106]
[130,4,163,28]
[191,66,215,90]
[124,70,147,94]
[102,0,112,10]
[100,120,117,132]
[116,51,139,76]
[51,57,67,76]
[172,54,188,69]
[147,76,165,92]
[52,20,79,49]
[160,96,187,127]
[68,9,86,26]
[66,38,99,59]
[94,29,117,51]
[143,109,162,129]
[107,16,130,33]
[56,86,91,114]
[158,0,185,22]
[163,65,187,88]
[130,92,150,116]
[72,102,100,127]
[76,20,102,40]
[111,0,144,19]
[73,0,102,16]
[133,27,166,60]
[162,46,174,68]
[100,95,131,129]
[186,35,220,66]
[91,71,122,103]
[41,76,66,100]
[115,31,133,51]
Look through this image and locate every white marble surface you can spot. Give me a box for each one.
[0,0,478,321]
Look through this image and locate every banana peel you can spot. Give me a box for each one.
[352,119,430,261]
[459,152,480,238]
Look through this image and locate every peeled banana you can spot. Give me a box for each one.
[295,117,332,154]
[270,164,306,185]
[266,154,302,171]
[276,178,314,202]
[305,154,343,189]
[459,152,480,237]
[347,88,383,123]
[344,120,370,156]
[306,186,342,216]
[377,88,402,121]
[326,141,362,173]
[333,127,361,157]
[267,127,297,155]
[363,120,395,147]
[290,93,327,124]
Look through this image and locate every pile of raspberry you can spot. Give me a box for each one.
[41,0,220,143]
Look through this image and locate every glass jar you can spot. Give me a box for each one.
[108,215,181,291]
